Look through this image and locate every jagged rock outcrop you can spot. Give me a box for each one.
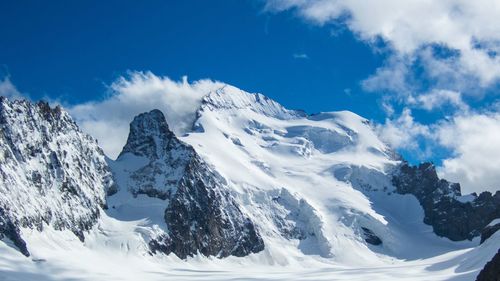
[480,221,500,244]
[393,162,500,241]
[112,109,264,259]
[361,227,382,245]
[475,249,500,281]
[115,109,191,199]
[0,97,114,256]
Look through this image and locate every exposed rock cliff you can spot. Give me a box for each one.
[0,97,114,256]
[475,249,500,281]
[393,162,500,241]
[111,110,264,259]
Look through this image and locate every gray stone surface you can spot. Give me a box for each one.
[393,162,500,241]
[115,110,264,259]
[0,98,114,256]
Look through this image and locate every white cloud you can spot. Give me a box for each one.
[377,106,500,194]
[380,101,395,116]
[362,55,413,97]
[413,89,468,112]
[266,0,500,95]
[293,53,309,59]
[67,72,224,159]
[437,112,500,194]
[0,77,25,100]
[376,108,431,154]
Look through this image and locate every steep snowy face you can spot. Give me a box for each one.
[200,85,306,120]
[182,87,498,264]
[183,88,409,263]
[0,97,114,256]
[109,109,264,259]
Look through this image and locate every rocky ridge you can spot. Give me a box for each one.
[393,162,500,241]
[0,97,114,256]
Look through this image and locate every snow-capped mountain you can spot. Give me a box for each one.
[0,97,114,256]
[109,109,264,259]
[0,86,499,280]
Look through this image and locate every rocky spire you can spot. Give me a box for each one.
[119,109,177,159]
[111,109,265,258]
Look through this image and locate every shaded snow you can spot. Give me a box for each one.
[0,229,498,280]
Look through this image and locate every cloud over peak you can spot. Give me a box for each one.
[68,72,224,159]
[0,77,24,100]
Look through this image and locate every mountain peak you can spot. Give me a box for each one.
[130,109,170,135]
[119,109,176,159]
[200,85,306,120]
[0,98,77,132]
[110,109,265,258]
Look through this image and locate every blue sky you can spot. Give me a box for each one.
[0,1,384,118]
[1,0,500,193]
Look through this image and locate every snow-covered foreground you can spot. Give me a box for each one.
[0,223,498,281]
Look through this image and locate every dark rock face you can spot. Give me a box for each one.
[117,109,192,200]
[163,157,264,258]
[0,207,28,256]
[393,162,500,241]
[475,249,500,281]
[481,222,500,244]
[361,227,382,246]
[0,98,114,256]
[119,109,177,159]
[115,110,264,259]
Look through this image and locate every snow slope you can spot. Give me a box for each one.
[0,231,499,281]
[181,86,479,263]
[0,86,498,280]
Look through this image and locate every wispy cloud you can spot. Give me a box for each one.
[412,89,468,112]
[293,53,309,59]
[376,108,432,157]
[377,107,500,194]
[266,0,500,99]
[0,76,26,100]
